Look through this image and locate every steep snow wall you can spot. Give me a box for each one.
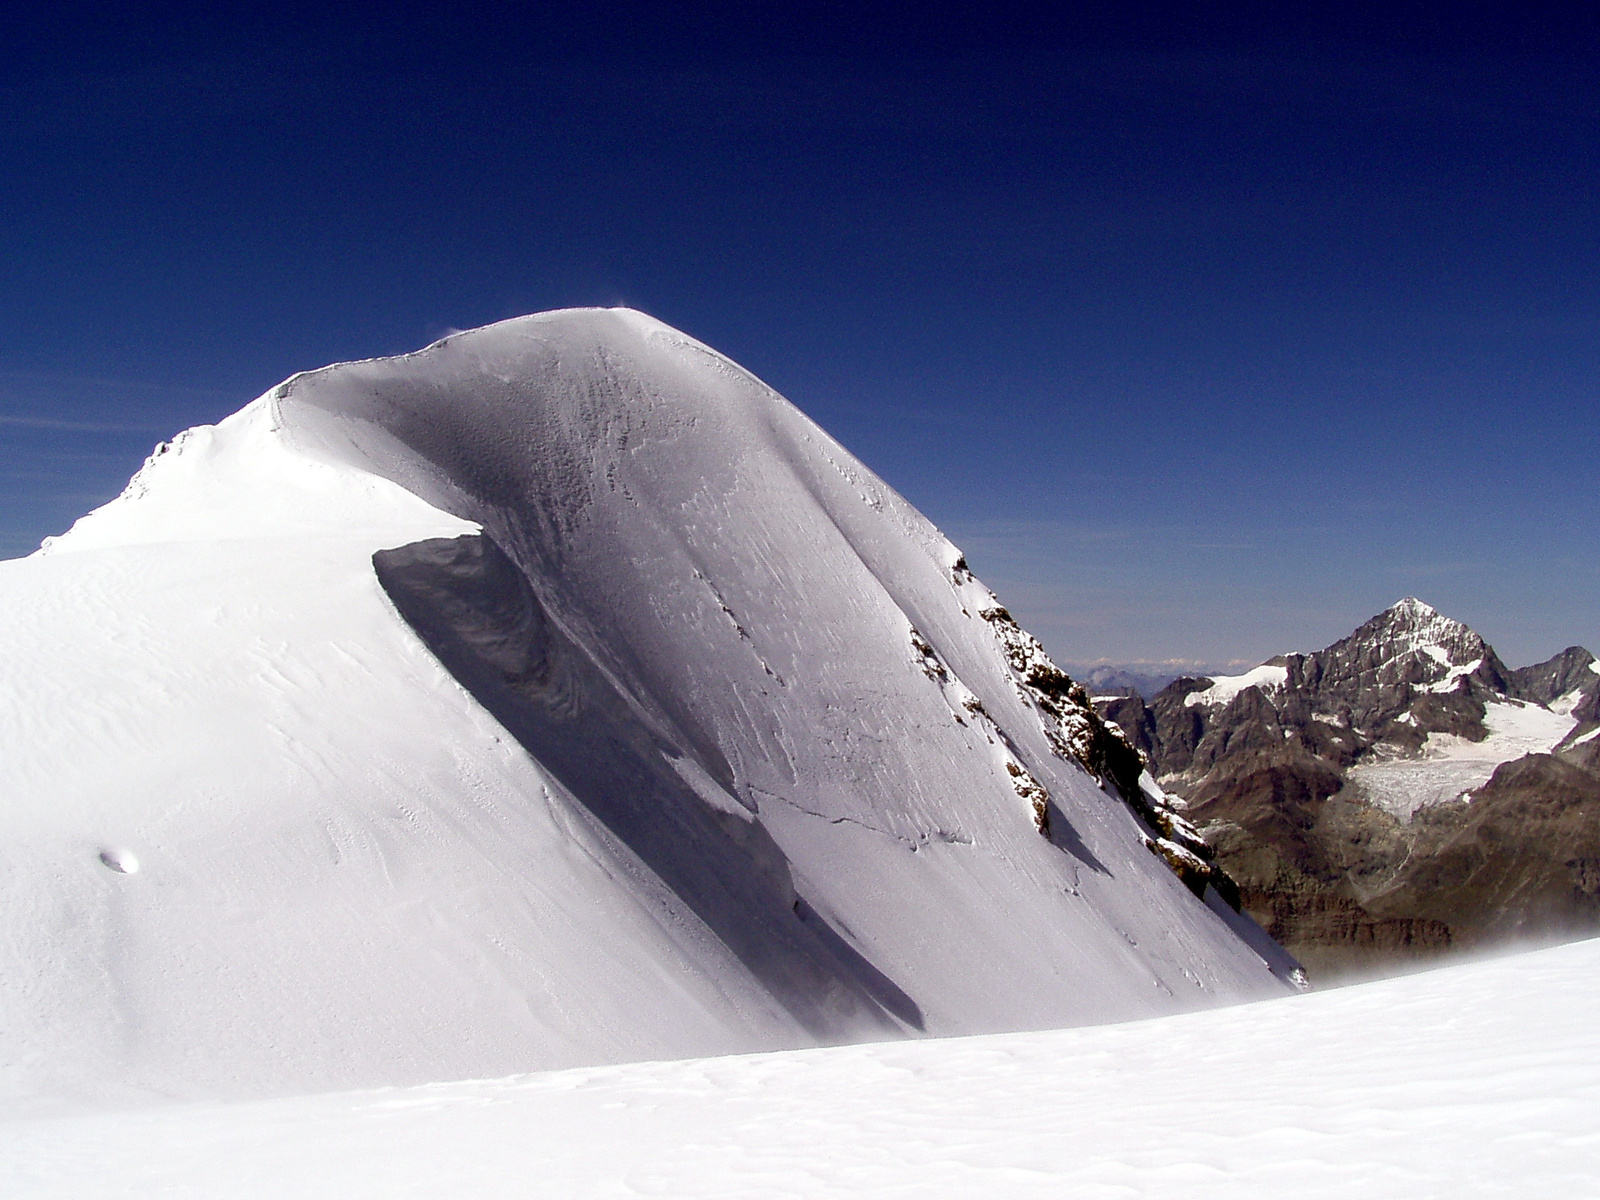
[0,309,1291,1113]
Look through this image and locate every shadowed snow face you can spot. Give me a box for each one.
[372,532,923,1039]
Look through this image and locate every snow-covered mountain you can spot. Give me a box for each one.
[0,309,1293,1114]
[1096,599,1600,978]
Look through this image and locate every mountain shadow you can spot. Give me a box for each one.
[373,533,924,1037]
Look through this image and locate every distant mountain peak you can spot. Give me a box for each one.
[1368,596,1468,640]
[1091,595,1600,982]
[1339,597,1492,682]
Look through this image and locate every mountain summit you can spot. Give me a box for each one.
[0,310,1292,1111]
[1096,599,1600,979]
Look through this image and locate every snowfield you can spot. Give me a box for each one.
[1182,663,1289,708]
[1349,698,1580,818]
[0,309,1293,1114]
[5,936,1598,1198]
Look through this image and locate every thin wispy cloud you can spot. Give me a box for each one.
[0,366,242,398]
[0,368,246,437]
[0,414,169,433]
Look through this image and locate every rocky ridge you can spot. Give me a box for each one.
[1094,599,1600,980]
[948,561,1235,904]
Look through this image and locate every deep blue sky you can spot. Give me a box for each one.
[4,4,1597,669]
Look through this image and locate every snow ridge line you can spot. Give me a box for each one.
[907,622,1053,834]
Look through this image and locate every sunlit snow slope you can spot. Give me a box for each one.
[0,309,1292,1113]
[8,937,1596,1199]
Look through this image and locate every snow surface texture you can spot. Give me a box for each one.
[1350,698,1580,818]
[6,936,1597,1199]
[0,309,1292,1114]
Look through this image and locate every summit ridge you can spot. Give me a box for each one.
[0,310,1292,1112]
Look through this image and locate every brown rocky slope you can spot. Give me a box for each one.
[1095,600,1600,982]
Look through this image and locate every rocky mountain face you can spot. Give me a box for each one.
[1094,599,1600,981]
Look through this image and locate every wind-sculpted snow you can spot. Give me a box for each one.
[8,937,1598,1198]
[0,309,1291,1112]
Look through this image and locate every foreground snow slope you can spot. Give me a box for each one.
[0,309,1289,1112]
[7,936,1596,1199]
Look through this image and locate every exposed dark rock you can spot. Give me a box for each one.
[1147,679,1210,776]
[1511,646,1597,705]
[1388,752,1600,944]
[976,604,1241,903]
[1094,597,1600,983]
[1094,694,1158,763]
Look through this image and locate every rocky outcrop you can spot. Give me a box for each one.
[972,599,1239,902]
[1094,599,1600,981]
[1511,646,1597,705]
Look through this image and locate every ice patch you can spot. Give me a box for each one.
[1552,687,1591,718]
[1456,698,1576,759]
[1421,657,1481,693]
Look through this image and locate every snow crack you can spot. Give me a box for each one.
[753,787,970,849]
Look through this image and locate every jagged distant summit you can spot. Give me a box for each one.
[1095,597,1600,979]
[1314,596,1509,700]
[1345,595,1495,671]
[0,309,1292,1112]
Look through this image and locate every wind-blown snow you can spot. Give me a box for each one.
[1183,663,1288,708]
[6,936,1597,1199]
[0,309,1290,1113]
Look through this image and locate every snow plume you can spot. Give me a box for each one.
[0,309,1293,1112]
